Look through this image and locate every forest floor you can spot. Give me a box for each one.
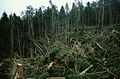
[0,25,120,79]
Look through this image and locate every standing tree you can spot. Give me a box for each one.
[0,12,10,58]
[59,6,66,36]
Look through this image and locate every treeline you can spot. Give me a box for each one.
[0,0,120,58]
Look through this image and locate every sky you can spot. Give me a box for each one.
[0,0,96,17]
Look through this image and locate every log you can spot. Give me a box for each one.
[46,77,65,79]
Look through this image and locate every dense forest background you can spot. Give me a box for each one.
[0,0,120,57]
[0,0,120,78]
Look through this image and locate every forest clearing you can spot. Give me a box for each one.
[0,0,120,79]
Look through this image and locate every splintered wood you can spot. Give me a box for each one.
[14,63,23,79]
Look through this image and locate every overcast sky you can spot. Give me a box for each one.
[0,0,96,16]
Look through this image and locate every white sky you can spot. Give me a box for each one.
[0,0,96,17]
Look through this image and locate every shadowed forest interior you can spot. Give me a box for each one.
[0,0,120,79]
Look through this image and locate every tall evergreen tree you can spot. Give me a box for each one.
[0,12,10,58]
